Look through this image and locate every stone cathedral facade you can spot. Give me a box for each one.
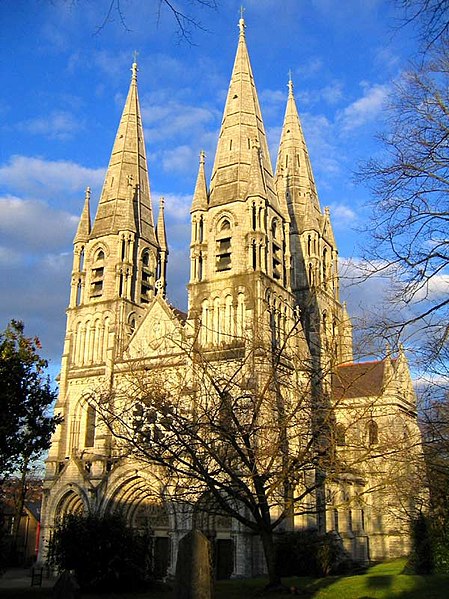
[40,19,424,578]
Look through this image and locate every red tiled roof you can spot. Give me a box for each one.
[332,359,397,400]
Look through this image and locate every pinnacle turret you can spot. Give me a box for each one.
[156,197,168,253]
[191,151,209,213]
[74,187,91,244]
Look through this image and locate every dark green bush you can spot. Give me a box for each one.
[275,529,350,577]
[410,513,434,574]
[48,513,153,592]
[410,512,449,575]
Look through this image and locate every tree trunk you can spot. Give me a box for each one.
[11,458,29,565]
[259,528,281,588]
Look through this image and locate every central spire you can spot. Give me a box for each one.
[91,60,157,244]
[275,76,321,223]
[209,17,278,209]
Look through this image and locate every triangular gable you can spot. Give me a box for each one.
[126,295,184,359]
[321,208,336,246]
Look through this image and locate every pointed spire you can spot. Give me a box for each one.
[156,197,168,253]
[276,76,321,221]
[191,151,209,212]
[91,60,157,245]
[74,187,91,244]
[246,138,266,199]
[209,17,278,208]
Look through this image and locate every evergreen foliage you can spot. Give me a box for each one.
[0,320,60,477]
[48,513,154,591]
[275,530,351,578]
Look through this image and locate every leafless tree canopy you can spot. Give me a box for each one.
[89,324,424,585]
[358,40,449,367]
[397,0,449,49]
[62,0,219,40]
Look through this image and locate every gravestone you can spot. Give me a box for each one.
[174,529,213,599]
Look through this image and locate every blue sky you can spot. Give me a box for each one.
[0,0,418,375]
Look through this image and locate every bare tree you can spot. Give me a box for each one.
[396,0,449,49]
[87,318,425,586]
[57,0,219,41]
[357,39,449,371]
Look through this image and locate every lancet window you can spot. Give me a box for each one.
[271,219,282,280]
[90,249,105,298]
[141,249,154,303]
[85,405,96,448]
[216,218,232,272]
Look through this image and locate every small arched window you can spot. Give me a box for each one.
[271,219,282,280]
[79,247,85,271]
[368,419,378,446]
[85,405,96,448]
[323,247,328,286]
[141,250,154,302]
[90,248,105,298]
[216,217,232,272]
[129,315,136,335]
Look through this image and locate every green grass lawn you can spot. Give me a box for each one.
[2,560,449,598]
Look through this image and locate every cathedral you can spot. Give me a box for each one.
[40,18,424,578]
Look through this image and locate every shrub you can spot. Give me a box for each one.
[410,513,434,574]
[48,513,153,592]
[275,529,350,577]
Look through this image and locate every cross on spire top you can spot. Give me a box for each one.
[238,6,246,35]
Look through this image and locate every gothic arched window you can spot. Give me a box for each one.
[216,217,232,272]
[367,419,379,446]
[85,405,96,448]
[271,219,282,280]
[141,249,154,303]
[90,248,105,298]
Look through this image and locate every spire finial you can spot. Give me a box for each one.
[160,196,165,208]
[85,186,91,200]
[288,71,294,97]
[199,150,206,164]
[239,6,245,35]
[131,52,139,81]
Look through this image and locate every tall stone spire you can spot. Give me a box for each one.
[209,17,278,209]
[91,61,157,243]
[275,77,321,228]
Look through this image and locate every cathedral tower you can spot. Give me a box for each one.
[188,18,297,351]
[275,79,352,365]
[45,60,164,485]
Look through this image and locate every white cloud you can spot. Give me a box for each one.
[17,110,83,140]
[338,82,389,131]
[328,203,357,227]
[0,195,77,252]
[0,155,105,201]
[142,99,217,143]
[321,81,345,105]
[154,192,192,221]
[0,245,22,267]
[161,145,197,175]
[301,113,341,178]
